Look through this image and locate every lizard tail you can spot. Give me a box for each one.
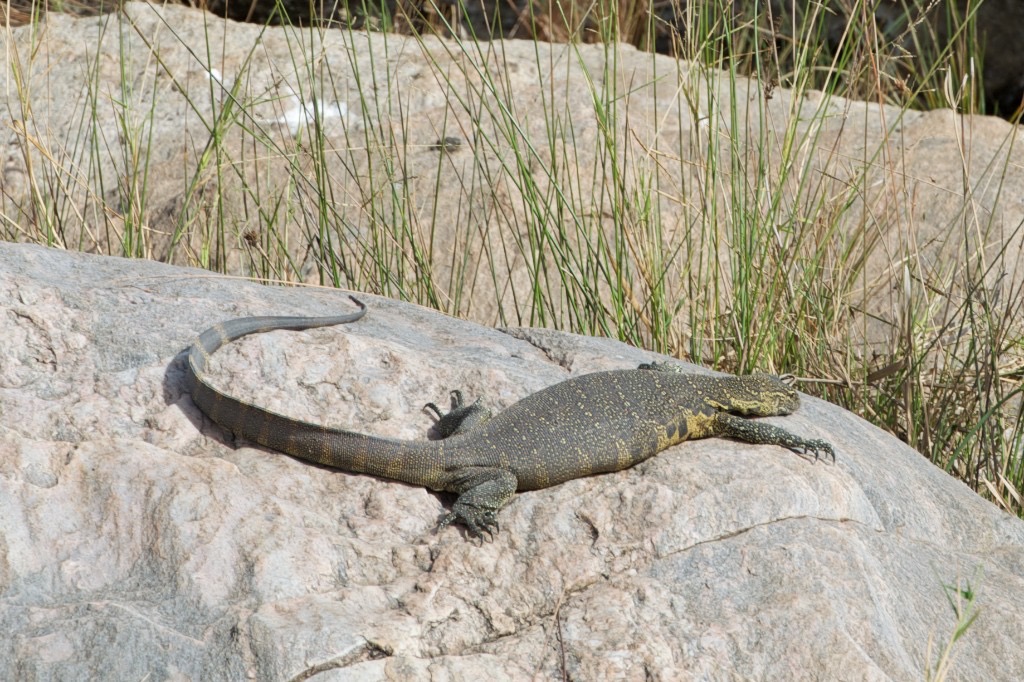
[183,296,440,482]
[186,295,368,376]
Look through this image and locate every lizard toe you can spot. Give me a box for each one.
[436,505,502,541]
[436,511,458,532]
[804,439,836,462]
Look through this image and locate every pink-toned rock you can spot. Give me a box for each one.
[1,242,1023,679]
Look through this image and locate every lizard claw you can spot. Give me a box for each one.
[424,390,465,419]
[469,511,499,541]
[803,438,836,463]
[437,511,458,532]
[436,507,500,542]
[424,391,492,439]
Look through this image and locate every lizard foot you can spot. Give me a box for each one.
[424,390,492,438]
[798,438,836,463]
[437,506,500,541]
[436,467,516,540]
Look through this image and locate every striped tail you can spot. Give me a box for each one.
[183,296,441,485]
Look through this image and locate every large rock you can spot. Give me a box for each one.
[1,242,1023,679]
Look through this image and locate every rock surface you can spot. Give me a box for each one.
[2,242,1024,679]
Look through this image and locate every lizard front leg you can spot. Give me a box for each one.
[712,412,836,461]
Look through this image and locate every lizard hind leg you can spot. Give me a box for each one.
[437,467,517,540]
[424,389,493,438]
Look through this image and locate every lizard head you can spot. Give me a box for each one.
[722,373,802,416]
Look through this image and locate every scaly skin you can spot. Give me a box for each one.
[184,297,835,538]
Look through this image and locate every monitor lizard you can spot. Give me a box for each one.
[184,296,835,538]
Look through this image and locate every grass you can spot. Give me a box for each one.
[1,0,1022,520]
[927,570,983,681]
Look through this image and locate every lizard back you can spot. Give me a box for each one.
[438,369,790,490]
